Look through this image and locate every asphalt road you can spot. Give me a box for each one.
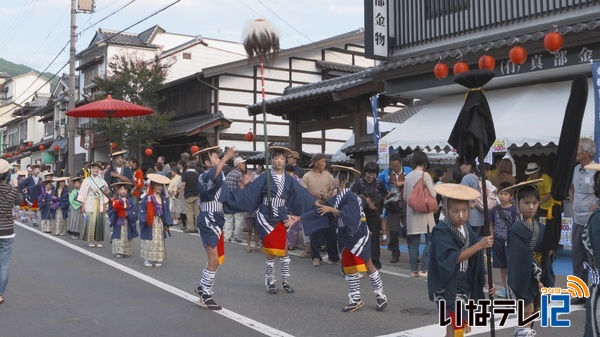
[2,221,585,337]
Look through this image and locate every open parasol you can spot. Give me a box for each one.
[448,69,497,337]
[65,94,153,155]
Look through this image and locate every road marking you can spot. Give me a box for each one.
[375,304,585,336]
[16,221,293,337]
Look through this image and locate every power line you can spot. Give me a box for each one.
[0,0,38,49]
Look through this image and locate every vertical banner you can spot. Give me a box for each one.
[370,95,381,163]
[593,61,600,162]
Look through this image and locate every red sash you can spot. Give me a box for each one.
[30,199,39,211]
[20,200,29,210]
[218,232,225,264]
[341,247,367,274]
[261,221,287,256]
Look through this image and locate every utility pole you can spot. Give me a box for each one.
[67,0,77,176]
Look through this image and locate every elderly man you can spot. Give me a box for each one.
[525,162,558,219]
[302,153,340,267]
[224,157,247,242]
[570,138,599,305]
[104,150,133,186]
[287,151,303,178]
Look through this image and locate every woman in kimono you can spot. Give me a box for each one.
[138,173,172,267]
[226,146,318,294]
[108,182,138,258]
[583,162,600,337]
[192,145,237,310]
[297,165,388,313]
[38,178,56,233]
[67,176,84,239]
[78,162,109,248]
[428,183,494,337]
[51,177,70,236]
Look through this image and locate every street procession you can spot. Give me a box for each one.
[3,1,600,336]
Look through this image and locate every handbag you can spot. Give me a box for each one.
[407,172,437,213]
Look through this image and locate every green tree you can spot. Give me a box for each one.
[91,53,174,154]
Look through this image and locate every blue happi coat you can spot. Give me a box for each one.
[197,167,228,247]
[53,186,70,219]
[108,197,139,240]
[138,193,172,240]
[226,170,316,239]
[38,185,57,220]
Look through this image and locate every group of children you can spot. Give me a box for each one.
[428,176,555,337]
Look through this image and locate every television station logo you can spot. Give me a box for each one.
[438,275,590,329]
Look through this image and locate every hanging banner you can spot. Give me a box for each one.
[593,61,600,162]
[378,141,389,165]
[370,94,381,162]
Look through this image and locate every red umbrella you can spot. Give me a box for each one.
[66,94,153,154]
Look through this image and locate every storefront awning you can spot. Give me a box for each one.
[158,112,232,138]
[379,78,595,154]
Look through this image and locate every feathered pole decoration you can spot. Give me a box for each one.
[243,19,280,218]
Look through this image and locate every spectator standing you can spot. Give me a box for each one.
[179,160,200,233]
[302,153,340,267]
[287,151,304,178]
[223,157,247,242]
[127,157,144,206]
[489,158,516,189]
[432,166,447,224]
[0,159,23,305]
[167,166,183,227]
[459,160,485,236]
[352,161,388,269]
[524,162,559,219]
[285,164,303,250]
[570,138,599,305]
[76,161,90,179]
[378,153,412,263]
[403,150,436,278]
[157,156,171,177]
[104,150,133,186]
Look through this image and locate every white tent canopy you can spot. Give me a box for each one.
[379,78,595,153]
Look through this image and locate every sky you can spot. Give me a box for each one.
[0,0,365,75]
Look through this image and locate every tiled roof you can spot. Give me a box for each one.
[247,69,373,111]
[315,60,365,73]
[138,25,163,44]
[158,112,232,138]
[380,103,428,124]
[342,131,392,155]
[96,29,151,47]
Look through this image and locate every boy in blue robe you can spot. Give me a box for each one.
[226,146,318,294]
[192,145,237,310]
[51,177,70,236]
[19,164,42,226]
[108,182,138,258]
[428,183,494,337]
[505,180,555,337]
[38,178,56,233]
[298,165,388,312]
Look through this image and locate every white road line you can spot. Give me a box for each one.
[15,221,294,337]
[375,304,585,336]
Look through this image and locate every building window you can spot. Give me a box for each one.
[426,0,469,19]
[7,130,18,147]
[18,122,27,142]
[84,67,97,87]
[45,122,53,137]
[182,52,192,60]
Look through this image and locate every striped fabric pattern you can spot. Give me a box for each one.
[0,183,23,236]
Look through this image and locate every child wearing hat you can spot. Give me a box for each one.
[297,165,388,313]
[38,178,56,233]
[191,145,237,310]
[226,146,318,295]
[428,183,494,337]
[505,180,555,337]
[16,171,29,222]
[19,163,42,227]
[51,177,70,236]
[67,177,84,239]
[138,173,172,267]
[108,182,138,258]
[78,162,110,248]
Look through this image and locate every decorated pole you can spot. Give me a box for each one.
[242,19,280,217]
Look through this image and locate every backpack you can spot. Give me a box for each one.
[473,174,498,211]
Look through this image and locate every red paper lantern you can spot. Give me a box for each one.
[509,46,527,65]
[453,61,469,75]
[433,62,449,80]
[110,142,117,150]
[190,145,200,154]
[39,145,45,151]
[145,147,153,157]
[245,130,255,142]
[544,31,563,52]
[27,141,33,147]
[8,153,12,158]
[13,151,18,156]
[478,55,496,70]
[3,153,7,158]
[20,145,25,151]
[54,145,60,152]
